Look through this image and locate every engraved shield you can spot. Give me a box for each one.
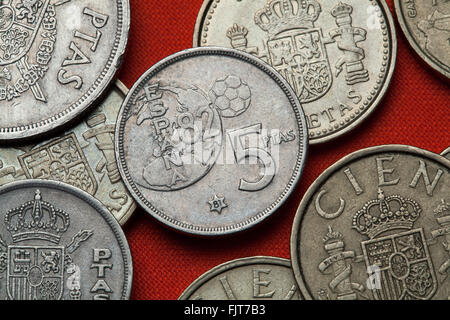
[18,133,98,195]
[267,28,332,103]
[7,246,64,300]
[361,229,438,300]
[0,0,50,65]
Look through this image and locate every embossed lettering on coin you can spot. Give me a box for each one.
[0,81,136,225]
[0,0,130,140]
[291,145,450,300]
[0,180,132,300]
[194,0,397,143]
[115,48,308,236]
[179,257,302,300]
[395,0,450,79]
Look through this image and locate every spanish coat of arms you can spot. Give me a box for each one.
[226,0,370,103]
[318,190,450,300]
[0,190,93,300]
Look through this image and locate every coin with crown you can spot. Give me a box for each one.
[194,0,397,144]
[0,0,130,141]
[290,145,450,300]
[0,180,132,300]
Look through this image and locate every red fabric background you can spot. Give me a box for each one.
[118,0,449,300]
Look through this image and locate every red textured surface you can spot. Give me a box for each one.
[118,0,450,300]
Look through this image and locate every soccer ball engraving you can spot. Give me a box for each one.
[209,75,251,118]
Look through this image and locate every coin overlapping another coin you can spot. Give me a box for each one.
[0,0,447,301]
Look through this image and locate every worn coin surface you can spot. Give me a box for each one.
[395,0,450,79]
[290,145,450,300]
[0,180,132,300]
[0,81,136,225]
[442,147,450,160]
[0,0,130,140]
[179,256,302,300]
[115,47,308,236]
[194,0,397,144]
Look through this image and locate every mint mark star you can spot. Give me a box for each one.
[208,195,228,215]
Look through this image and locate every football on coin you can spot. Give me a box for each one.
[209,75,251,118]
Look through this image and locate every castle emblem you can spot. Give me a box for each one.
[226,0,370,103]
[0,0,57,102]
[0,190,93,300]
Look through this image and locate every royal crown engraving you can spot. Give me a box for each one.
[5,189,69,244]
[225,0,370,104]
[352,189,421,239]
[317,189,445,300]
[0,0,57,102]
[227,24,251,52]
[0,190,93,300]
[254,0,322,37]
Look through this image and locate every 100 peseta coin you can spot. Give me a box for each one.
[193,0,397,144]
[290,145,450,300]
[0,180,132,300]
[115,47,308,236]
[0,0,130,141]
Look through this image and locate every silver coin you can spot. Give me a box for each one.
[115,47,308,236]
[0,0,130,141]
[0,180,132,300]
[290,145,450,300]
[0,80,136,225]
[179,256,302,300]
[442,147,450,160]
[395,0,450,79]
[194,0,397,144]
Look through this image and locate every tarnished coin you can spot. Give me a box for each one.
[395,0,450,79]
[442,147,450,160]
[0,81,136,225]
[179,256,302,300]
[194,0,397,144]
[0,180,132,300]
[291,145,450,300]
[0,0,130,140]
[115,47,308,236]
